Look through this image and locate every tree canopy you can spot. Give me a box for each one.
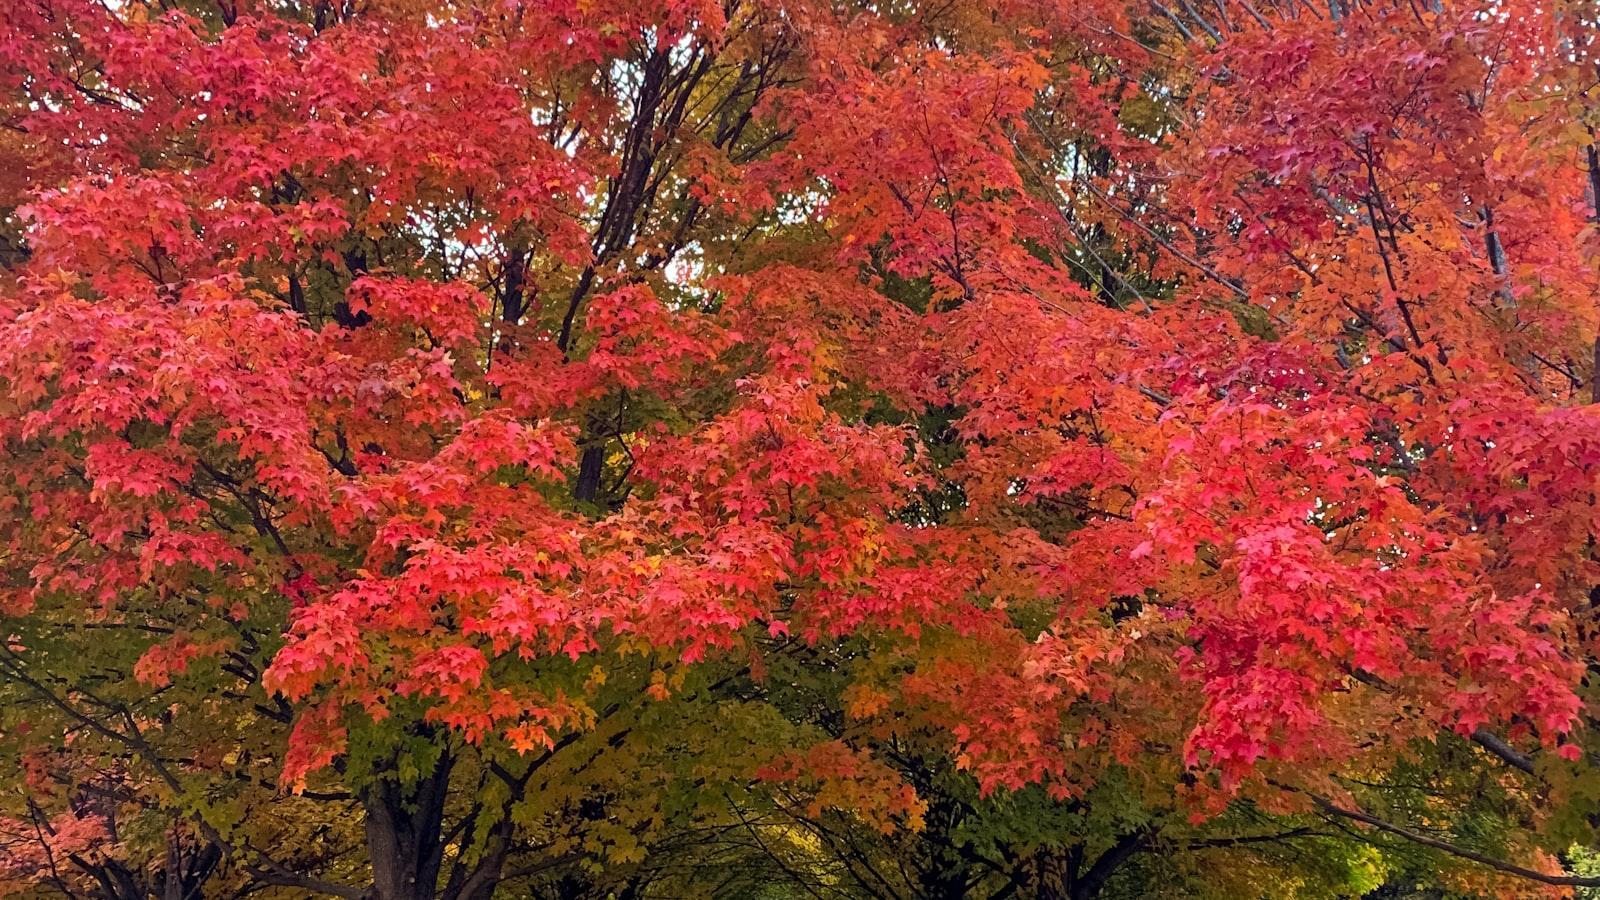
[3,0,1600,896]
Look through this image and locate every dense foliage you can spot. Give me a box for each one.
[4,0,1600,896]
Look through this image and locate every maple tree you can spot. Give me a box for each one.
[5,0,1600,895]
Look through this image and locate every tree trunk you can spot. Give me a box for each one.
[440,814,514,900]
[363,748,453,900]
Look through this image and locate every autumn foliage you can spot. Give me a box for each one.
[3,0,1600,896]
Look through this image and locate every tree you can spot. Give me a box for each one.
[4,0,1600,896]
